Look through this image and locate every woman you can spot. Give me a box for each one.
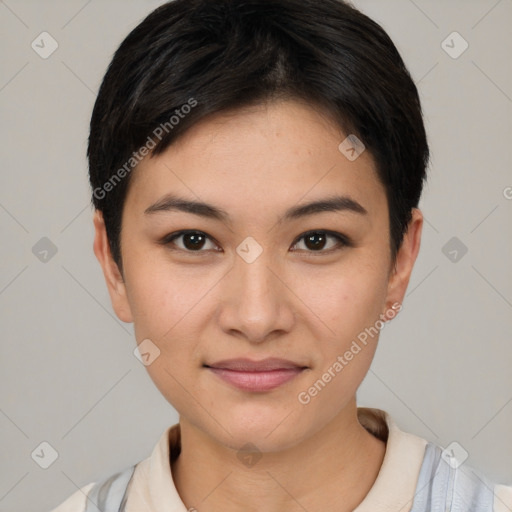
[52,0,512,510]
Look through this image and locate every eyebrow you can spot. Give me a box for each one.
[144,193,368,223]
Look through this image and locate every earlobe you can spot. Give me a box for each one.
[383,208,423,315]
[92,210,134,323]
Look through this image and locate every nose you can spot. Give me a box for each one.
[216,248,295,344]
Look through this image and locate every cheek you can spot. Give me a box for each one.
[124,267,206,409]
[125,275,176,340]
[124,260,210,341]
[291,257,389,344]
[294,266,388,417]
[123,260,214,387]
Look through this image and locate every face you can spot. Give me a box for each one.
[94,99,422,453]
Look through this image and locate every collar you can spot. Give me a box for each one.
[126,408,427,512]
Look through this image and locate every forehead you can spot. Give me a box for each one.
[126,99,386,220]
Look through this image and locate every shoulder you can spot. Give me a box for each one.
[361,408,512,512]
[48,425,176,512]
[494,484,512,512]
[412,442,512,512]
[49,464,136,512]
[49,482,95,512]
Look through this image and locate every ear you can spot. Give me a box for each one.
[383,208,423,315]
[92,210,133,323]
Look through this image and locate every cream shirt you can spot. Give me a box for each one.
[51,408,512,512]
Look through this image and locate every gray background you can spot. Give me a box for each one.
[0,1,511,511]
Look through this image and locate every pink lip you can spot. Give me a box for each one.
[205,358,307,392]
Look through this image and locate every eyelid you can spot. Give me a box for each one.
[160,230,221,252]
[290,230,352,254]
[160,229,352,254]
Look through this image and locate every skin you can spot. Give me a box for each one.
[93,99,423,511]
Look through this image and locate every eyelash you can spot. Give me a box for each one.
[159,230,352,256]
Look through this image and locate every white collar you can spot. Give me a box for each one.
[355,408,427,511]
[126,408,427,512]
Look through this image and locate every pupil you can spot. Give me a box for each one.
[306,233,325,250]
[184,233,205,250]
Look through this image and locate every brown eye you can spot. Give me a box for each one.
[182,232,207,250]
[291,231,350,253]
[163,231,219,252]
[304,232,328,250]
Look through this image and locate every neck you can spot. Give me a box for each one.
[171,402,386,512]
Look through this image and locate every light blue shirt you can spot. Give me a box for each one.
[84,442,500,512]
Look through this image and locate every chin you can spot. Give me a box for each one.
[214,408,307,453]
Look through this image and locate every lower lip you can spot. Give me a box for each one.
[207,367,304,392]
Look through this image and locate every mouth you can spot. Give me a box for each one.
[204,358,308,392]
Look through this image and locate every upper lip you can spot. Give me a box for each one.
[205,358,307,372]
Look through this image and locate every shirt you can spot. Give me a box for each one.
[50,408,512,511]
